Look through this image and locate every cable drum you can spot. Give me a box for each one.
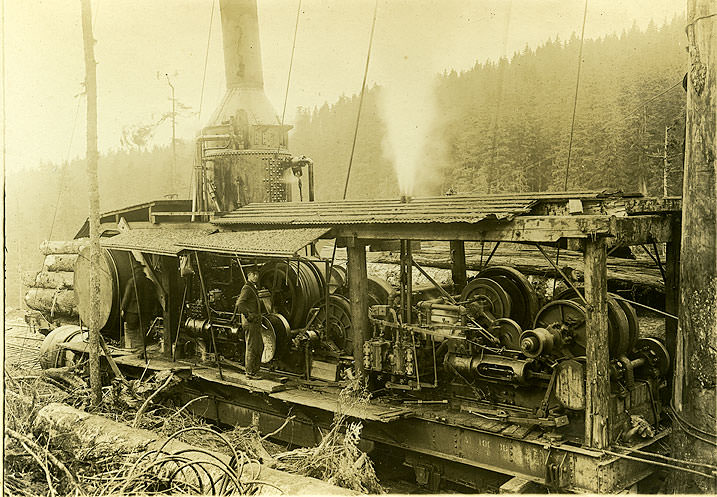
[259,260,325,328]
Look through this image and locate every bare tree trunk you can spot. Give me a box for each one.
[662,126,670,197]
[80,0,102,407]
[669,0,717,492]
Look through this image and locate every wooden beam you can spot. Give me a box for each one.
[583,238,610,449]
[450,240,467,291]
[334,215,613,242]
[664,214,681,363]
[609,215,674,245]
[346,238,368,380]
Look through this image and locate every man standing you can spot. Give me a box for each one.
[233,268,264,379]
[120,260,157,351]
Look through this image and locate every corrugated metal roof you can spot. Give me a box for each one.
[213,195,539,226]
[101,227,328,257]
[177,228,330,257]
[101,229,216,256]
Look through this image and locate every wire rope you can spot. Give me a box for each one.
[278,0,302,138]
[198,0,216,124]
[563,0,589,190]
[602,448,715,479]
[551,0,588,294]
[342,0,378,200]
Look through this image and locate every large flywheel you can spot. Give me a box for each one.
[260,313,291,363]
[312,295,354,355]
[478,266,539,329]
[553,287,633,357]
[460,277,512,320]
[533,299,588,357]
[259,260,325,327]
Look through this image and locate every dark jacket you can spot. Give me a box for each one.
[235,281,261,322]
[121,269,156,317]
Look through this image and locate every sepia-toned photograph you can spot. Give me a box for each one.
[3,0,716,494]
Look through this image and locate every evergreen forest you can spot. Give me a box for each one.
[292,16,687,199]
[5,16,687,305]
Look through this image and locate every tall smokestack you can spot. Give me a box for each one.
[197,0,295,214]
[220,0,264,90]
[207,0,279,127]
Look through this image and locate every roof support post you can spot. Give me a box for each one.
[159,256,180,359]
[450,240,467,292]
[400,240,413,324]
[583,237,610,449]
[346,238,368,380]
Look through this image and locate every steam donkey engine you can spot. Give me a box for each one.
[362,266,669,443]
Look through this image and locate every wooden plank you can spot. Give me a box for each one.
[499,476,539,494]
[500,424,522,437]
[270,388,411,422]
[511,425,536,439]
[193,368,286,393]
[113,354,192,374]
[584,238,610,449]
[347,239,368,379]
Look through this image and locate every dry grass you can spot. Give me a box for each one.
[5,347,383,495]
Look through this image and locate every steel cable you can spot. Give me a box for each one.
[342,0,378,199]
[602,448,716,480]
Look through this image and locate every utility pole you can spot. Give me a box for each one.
[166,73,176,196]
[80,0,102,406]
[669,0,716,492]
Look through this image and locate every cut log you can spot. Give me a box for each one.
[30,271,75,290]
[33,403,355,495]
[25,288,78,317]
[43,254,78,272]
[21,270,40,287]
[40,239,89,255]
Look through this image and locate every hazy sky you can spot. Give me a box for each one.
[4,0,684,170]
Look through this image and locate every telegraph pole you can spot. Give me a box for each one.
[80,0,102,406]
[670,0,717,492]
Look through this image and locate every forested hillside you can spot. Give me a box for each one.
[5,143,194,307]
[6,17,687,306]
[292,17,687,199]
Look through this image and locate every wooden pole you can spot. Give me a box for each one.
[583,237,610,449]
[670,1,717,492]
[160,256,180,359]
[450,240,467,292]
[346,238,368,380]
[664,215,681,363]
[80,0,102,406]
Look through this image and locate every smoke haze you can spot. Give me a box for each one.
[373,1,459,196]
[379,62,440,196]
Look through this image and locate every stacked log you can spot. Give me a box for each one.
[43,254,79,272]
[24,288,78,317]
[24,239,88,320]
[24,271,74,289]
